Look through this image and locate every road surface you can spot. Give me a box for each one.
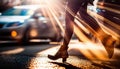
[0,40,120,69]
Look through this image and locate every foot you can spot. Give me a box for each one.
[48,45,68,62]
[100,35,117,58]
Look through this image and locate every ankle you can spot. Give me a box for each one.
[100,34,116,46]
[61,45,68,50]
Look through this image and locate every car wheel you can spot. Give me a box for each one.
[19,26,30,44]
[50,34,62,42]
[50,28,63,42]
[19,34,29,44]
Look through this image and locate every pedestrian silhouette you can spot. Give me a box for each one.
[48,0,118,63]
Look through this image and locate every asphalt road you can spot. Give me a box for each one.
[0,40,120,69]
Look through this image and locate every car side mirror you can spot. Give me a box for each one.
[33,13,42,19]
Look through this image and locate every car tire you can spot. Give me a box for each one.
[50,34,63,42]
[19,26,30,44]
[50,28,63,42]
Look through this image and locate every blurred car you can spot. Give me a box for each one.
[88,0,120,34]
[0,0,22,12]
[0,5,63,43]
[87,0,120,35]
[87,0,120,47]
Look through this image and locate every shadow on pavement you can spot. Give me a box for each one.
[0,41,49,47]
[49,62,81,69]
[92,60,120,69]
[92,62,113,69]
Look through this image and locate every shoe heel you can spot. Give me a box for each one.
[62,58,67,63]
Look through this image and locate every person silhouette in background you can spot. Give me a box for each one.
[48,0,118,63]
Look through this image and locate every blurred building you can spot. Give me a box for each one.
[0,0,22,12]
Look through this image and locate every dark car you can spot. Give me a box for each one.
[0,5,63,43]
[0,0,22,12]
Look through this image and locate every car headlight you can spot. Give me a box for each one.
[11,30,18,38]
[30,29,38,37]
[3,22,23,28]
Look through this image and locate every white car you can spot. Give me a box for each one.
[0,5,63,43]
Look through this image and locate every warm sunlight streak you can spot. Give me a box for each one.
[74,25,91,42]
[88,9,120,31]
[0,48,24,54]
[87,9,120,39]
[44,0,65,33]
[69,42,109,61]
[48,7,65,33]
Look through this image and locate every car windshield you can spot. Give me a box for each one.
[1,8,34,16]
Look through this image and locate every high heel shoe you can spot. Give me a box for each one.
[48,45,68,63]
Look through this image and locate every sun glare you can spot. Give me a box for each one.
[28,0,120,68]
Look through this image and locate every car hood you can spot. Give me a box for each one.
[0,16,30,23]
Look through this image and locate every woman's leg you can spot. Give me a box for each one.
[78,3,117,58]
[48,0,83,62]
